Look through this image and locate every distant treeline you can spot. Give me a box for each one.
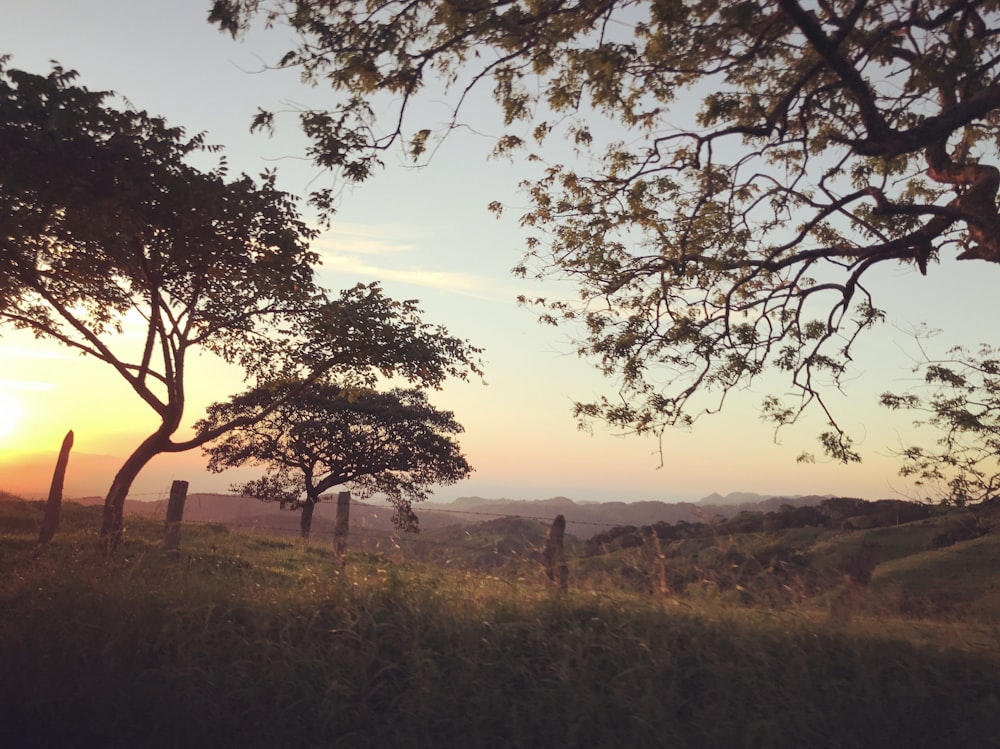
[584,498,934,555]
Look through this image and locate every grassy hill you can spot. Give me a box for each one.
[385,515,562,569]
[571,501,1000,619]
[111,491,839,540]
[417,493,832,536]
[2,496,999,748]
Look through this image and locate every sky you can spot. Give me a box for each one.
[2,0,1000,506]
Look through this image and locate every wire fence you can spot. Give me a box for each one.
[13,484,838,598]
[114,489,644,530]
[117,493,638,527]
[9,483,716,578]
[105,488,656,572]
[10,489,636,526]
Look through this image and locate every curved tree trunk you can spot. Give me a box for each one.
[37,429,74,552]
[100,432,169,552]
[300,498,316,539]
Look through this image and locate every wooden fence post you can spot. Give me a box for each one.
[648,527,669,596]
[36,430,73,553]
[830,540,881,623]
[542,514,569,592]
[333,491,351,567]
[163,480,189,557]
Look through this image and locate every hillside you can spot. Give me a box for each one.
[102,488,1000,622]
[418,494,834,535]
[74,490,841,540]
[357,496,1000,622]
[1,497,999,748]
[118,492,464,537]
[35,490,1000,621]
[573,499,1000,620]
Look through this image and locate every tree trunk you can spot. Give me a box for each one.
[100,432,168,552]
[37,429,73,551]
[300,498,315,539]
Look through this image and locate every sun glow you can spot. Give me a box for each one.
[0,392,26,442]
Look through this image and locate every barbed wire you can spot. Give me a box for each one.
[351,500,625,528]
[156,515,618,573]
[3,488,171,499]
[5,485,666,530]
[7,485,716,557]
[84,488,654,530]
[2,487,726,577]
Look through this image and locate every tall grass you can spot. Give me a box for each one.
[2,500,999,748]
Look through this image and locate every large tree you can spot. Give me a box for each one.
[0,60,481,546]
[199,380,472,537]
[211,0,1000,459]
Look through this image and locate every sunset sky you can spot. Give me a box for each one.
[3,0,1000,506]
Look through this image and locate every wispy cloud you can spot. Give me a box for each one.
[0,377,56,392]
[0,346,72,361]
[313,221,432,256]
[313,234,417,257]
[312,222,502,298]
[320,254,487,294]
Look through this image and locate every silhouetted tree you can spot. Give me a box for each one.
[200,380,472,537]
[0,60,481,547]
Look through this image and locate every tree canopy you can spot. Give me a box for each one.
[211,0,1000,459]
[0,60,481,544]
[199,380,472,536]
[882,341,1000,505]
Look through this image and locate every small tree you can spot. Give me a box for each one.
[0,61,481,547]
[881,342,1000,505]
[199,380,472,537]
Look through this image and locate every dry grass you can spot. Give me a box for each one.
[2,498,999,748]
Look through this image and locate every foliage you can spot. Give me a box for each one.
[199,381,472,534]
[0,60,319,373]
[0,59,315,537]
[3,499,1000,748]
[0,60,481,542]
[882,343,1000,505]
[211,0,1000,458]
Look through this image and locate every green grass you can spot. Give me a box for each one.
[867,533,1000,619]
[568,503,1000,623]
[2,499,1000,748]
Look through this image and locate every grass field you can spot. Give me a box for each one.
[2,497,999,748]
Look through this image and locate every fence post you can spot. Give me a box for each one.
[542,514,569,592]
[163,480,189,557]
[333,491,351,567]
[648,527,669,596]
[830,540,881,623]
[36,430,73,553]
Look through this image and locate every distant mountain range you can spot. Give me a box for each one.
[696,491,782,506]
[418,493,835,537]
[106,490,842,540]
